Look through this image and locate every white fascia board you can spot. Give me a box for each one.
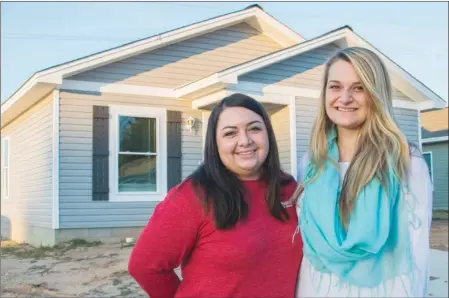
[192,89,292,110]
[1,77,37,114]
[392,99,420,110]
[346,32,447,109]
[254,10,305,45]
[192,90,231,109]
[233,81,321,98]
[175,74,238,98]
[419,100,441,111]
[60,80,177,98]
[1,75,61,115]
[422,136,449,144]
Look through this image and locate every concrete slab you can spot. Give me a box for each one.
[428,249,448,297]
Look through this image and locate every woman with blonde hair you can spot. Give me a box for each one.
[293,47,433,297]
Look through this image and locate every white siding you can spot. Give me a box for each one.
[0,93,54,240]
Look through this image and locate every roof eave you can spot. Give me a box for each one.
[1,80,58,128]
[422,136,449,144]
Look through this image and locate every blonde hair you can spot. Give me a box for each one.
[293,47,411,227]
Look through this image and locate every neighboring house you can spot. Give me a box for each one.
[421,107,448,210]
[1,5,446,246]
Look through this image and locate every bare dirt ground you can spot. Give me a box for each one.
[430,219,448,251]
[1,219,448,297]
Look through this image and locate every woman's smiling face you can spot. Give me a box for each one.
[215,106,269,180]
[325,59,369,131]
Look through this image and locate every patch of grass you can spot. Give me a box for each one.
[1,238,102,259]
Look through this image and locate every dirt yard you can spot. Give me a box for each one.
[1,220,448,297]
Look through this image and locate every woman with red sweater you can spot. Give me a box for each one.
[128,93,303,298]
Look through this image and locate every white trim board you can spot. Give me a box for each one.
[201,111,211,156]
[422,151,434,184]
[288,96,298,177]
[52,89,60,229]
[61,80,177,98]
[192,89,291,109]
[418,109,423,151]
[422,136,449,144]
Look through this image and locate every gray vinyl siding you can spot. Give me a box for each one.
[271,106,291,173]
[294,97,420,161]
[0,93,54,231]
[295,96,318,160]
[423,142,448,210]
[58,91,203,229]
[394,108,419,146]
[69,23,283,88]
[240,44,341,88]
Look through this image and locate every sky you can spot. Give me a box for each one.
[1,1,448,103]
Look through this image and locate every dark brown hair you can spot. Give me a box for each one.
[189,93,293,229]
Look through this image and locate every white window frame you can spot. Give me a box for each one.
[1,136,10,200]
[422,151,434,184]
[109,105,167,202]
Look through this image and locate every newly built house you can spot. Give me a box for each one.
[1,5,446,246]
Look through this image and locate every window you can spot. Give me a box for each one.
[423,152,433,183]
[118,116,157,192]
[1,137,10,199]
[109,105,167,201]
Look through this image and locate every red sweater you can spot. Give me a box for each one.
[128,178,303,298]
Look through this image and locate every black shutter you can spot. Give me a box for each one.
[167,111,182,191]
[92,106,109,201]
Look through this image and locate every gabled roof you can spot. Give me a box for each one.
[1,4,305,127]
[177,26,447,110]
[175,25,351,99]
[421,107,448,141]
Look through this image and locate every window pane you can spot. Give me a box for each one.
[118,154,157,192]
[119,116,156,153]
[423,153,433,180]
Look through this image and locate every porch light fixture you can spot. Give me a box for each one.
[186,116,196,132]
